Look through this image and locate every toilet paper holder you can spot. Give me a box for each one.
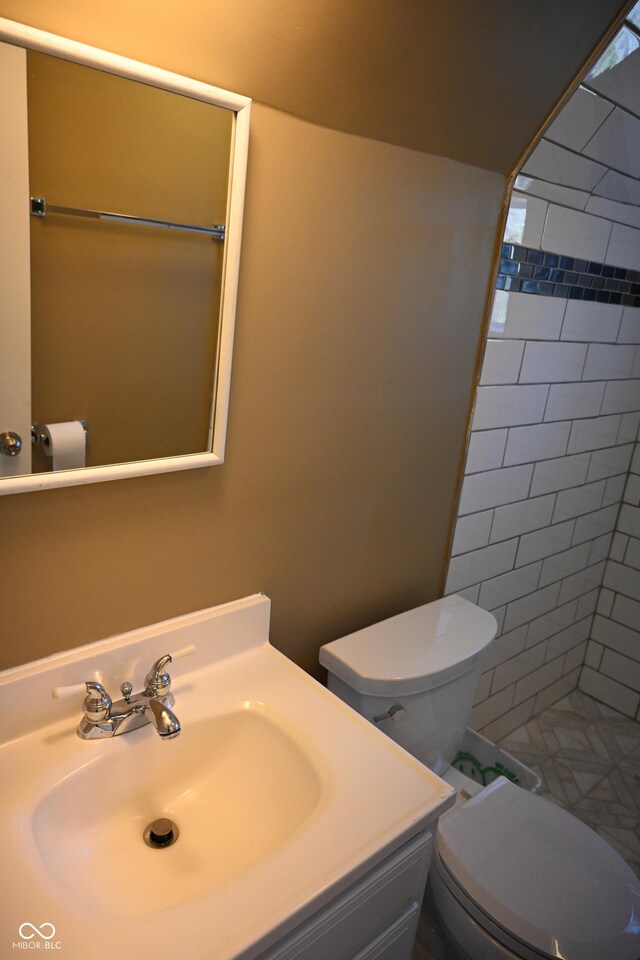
[32,420,88,448]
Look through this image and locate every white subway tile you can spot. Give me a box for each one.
[503,422,570,466]
[624,473,640,506]
[455,584,481,604]
[490,494,555,543]
[515,520,575,567]
[592,615,640,662]
[567,415,620,454]
[582,344,638,381]
[458,465,534,516]
[577,588,599,618]
[612,503,640,538]
[598,588,615,617]
[584,639,604,670]
[610,532,629,562]
[600,649,640,695]
[561,301,623,343]
[527,599,578,645]
[587,443,634,482]
[481,698,536,742]
[534,671,579,714]
[473,385,549,430]
[584,108,640,180]
[600,379,640,415]
[545,617,591,662]
[451,511,493,556]
[564,640,588,675]
[478,562,542,610]
[473,669,493,705]
[603,473,627,505]
[514,657,564,705]
[519,341,587,384]
[446,539,518,593]
[553,480,605,521]
[572,504,621,543]
[617,411,640,444]
[503,583,561,632]
[480,339,525,385]
[618,308,640,344]
[606,222,640,270]
[530,453,591,496]
[513,174,589,211]
[542,205,612,262]
[545,86,614,151]
[611,592,640,631]
[522,139,606,191]
[589,532,613,564]
[586,195,640,229]
[470,685,515,730]
[544,381,606,422]
[603,560,640,600]
[633,444,640,473]
[489,291,564,341]
[466,429,508,474]
[587,40,640,116]
[503,192,548,248]
[539,543,590,587]
[579,666,640,718]
[492,642,548,694]
[483,625,529,670]
[557,560,606,604]
[594,169,640,206]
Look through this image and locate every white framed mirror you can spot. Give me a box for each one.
[0,17,250,495]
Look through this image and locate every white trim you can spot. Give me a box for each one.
[0,17,251,495]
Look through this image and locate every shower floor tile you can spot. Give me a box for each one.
[497,689,640,876]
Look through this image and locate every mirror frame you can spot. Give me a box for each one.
[0,16,251,495]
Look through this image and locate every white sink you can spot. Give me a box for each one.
[0,595,453,959]
[32,708,323,918]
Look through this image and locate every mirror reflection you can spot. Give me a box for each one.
[1,43,236,480]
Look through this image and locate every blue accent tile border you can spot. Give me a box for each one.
[497,243,640,307]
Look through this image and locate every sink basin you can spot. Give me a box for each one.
[32,707,323,917]
[0,594,453,960]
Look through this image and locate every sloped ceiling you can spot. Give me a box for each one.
[0,0,631,173]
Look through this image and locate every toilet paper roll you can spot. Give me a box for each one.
[41,421,86,470]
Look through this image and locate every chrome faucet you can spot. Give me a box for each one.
[68,653,185,741]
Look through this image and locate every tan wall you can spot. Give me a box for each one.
[0,7,504,673]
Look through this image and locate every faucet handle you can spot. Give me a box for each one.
[52,680,112,722]
[144,644,196,697]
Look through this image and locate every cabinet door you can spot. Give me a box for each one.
[352,903,420,960]
[257,830,432,960]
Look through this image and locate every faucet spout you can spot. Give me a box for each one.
[144,697,181,739]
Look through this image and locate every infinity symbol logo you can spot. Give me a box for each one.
[18,923,56,940]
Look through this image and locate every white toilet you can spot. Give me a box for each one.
[319,594,640,960]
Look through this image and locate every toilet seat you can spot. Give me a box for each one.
[433,778,640,960]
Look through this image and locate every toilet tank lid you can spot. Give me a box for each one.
[319,595,497,696]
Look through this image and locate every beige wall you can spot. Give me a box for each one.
[0,7,504,673]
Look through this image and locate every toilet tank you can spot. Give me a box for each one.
[319,595,497,776]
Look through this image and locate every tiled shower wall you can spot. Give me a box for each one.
[444,13,640,739]
[583,440,640,716]
[445,268,639,740]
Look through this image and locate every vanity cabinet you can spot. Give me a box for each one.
[255,828,433,960]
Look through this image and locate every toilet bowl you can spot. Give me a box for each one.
[319,595,640,960]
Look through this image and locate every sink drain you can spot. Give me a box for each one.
[144,817,179,849]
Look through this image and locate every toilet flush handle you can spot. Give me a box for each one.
[373,704,407,724]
